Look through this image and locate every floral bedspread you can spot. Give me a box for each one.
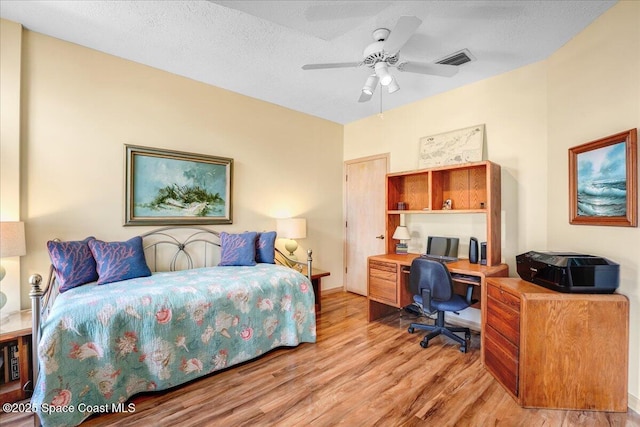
[32,264,316,427]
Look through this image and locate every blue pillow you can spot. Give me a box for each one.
[47,237,99,293]
[256,231,276,264]
[219,232,257,266]
[88,236,152,285]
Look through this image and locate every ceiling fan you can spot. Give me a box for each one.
[301,16,459,103]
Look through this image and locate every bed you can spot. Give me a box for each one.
[28,227,316,427]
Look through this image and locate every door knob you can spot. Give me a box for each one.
[376,235,385,239]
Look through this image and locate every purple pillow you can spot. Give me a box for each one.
[219,232,258,266]
[88,236,152,285]
[47,237,99,292]
[256,231,276,264]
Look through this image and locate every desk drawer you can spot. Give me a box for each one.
[486,287,520,346]
[484,323,518,361]
[369,276,397,304]
[487,284,520,311]
[485,327,519,397]
[369,260,397,273]
[369,267,396,282]
[368,260,398,304]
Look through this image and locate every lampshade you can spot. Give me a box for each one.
[276,218,307,240]
[0,221,26,258]
[362,74,379,96]
[392,226,411,241]
[375,62,393,86]
[387,77,400,94]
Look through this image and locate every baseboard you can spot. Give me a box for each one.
[629,393,639,414]
[322,287,343,295]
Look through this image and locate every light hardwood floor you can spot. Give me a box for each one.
[3,291,639,426]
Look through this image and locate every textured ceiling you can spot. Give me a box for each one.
[0,1,616,124]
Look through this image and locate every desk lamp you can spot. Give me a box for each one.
[0,221,26,318]
[276,218,307,260]
[392,225,411,254]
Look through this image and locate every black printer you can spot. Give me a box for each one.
[516,251,619,294]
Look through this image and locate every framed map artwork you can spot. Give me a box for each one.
[418,124,485,168]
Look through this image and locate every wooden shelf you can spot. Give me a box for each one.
[388,209,487,214]
[385,161,501,265]
[0,311,33,405]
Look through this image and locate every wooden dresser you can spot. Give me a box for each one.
[483,277,629,412]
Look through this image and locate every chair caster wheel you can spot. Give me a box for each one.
[420,340,429,349]
[408,327,414,334]
[460,346,467,353]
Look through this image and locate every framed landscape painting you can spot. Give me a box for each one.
[569,129,637,227]
[125,145,233,225]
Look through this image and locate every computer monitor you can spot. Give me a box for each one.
[426,236,459,258]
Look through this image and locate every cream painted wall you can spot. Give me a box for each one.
[0,19,23,315]
[546,0,640,409]
[14,28,344,306]
[344,0,639,409]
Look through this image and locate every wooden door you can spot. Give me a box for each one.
[344,155,388,295]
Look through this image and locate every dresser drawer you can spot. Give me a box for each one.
[486,286,520,346]
[485,328,519,397]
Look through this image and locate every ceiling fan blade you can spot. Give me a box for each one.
[302,62,361,70]
[383,16,422,56]
[358,91,373,103]
[397,62,459,77]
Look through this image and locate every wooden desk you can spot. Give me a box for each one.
[0,310,33,404]
[301,267,330,313]
[484,278,628,411]
[367,253,508,361]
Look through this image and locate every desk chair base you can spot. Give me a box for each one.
[408,311,471,353]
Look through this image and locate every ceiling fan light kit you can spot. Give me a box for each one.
[374,62,393,86]
[387,77,400,94]
[302,15,464,103]
[362,74,379,96]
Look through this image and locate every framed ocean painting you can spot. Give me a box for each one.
[124,145,233,225]
[569,129,637,227]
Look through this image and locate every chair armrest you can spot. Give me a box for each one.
[464,284,476,305]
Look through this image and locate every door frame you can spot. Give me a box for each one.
[343,153,390,292]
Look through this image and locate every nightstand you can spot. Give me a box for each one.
[0,310,33,405]
[300,267,330,313]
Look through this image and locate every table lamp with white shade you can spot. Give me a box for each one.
[0,221,26,317]
[276,218,307,260]
[392,225,411,254]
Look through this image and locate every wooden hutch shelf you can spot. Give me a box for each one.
[385,161,501,265]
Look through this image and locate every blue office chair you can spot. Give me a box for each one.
[407,257,472,353]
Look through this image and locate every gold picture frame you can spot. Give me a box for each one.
[569,129,637,227]
[124,145,233,226]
